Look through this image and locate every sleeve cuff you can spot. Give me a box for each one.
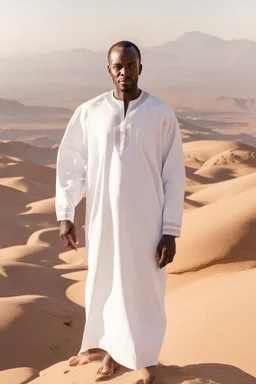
[56,207,75,223]
[162,221,181,237]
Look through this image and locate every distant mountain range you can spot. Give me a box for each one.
[156,31,256,64]
[0,99,72,124]
[218,96,255,109]
[1,31,255,100]
[0,99,71,115]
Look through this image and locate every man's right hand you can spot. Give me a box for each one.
[59,220,78,251]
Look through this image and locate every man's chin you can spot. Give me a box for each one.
[118,83,134,92]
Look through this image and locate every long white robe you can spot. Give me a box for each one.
[55,90,186,370]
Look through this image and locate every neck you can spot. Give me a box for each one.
[113,86,141,102]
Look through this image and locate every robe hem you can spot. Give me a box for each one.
[79,343,159,371]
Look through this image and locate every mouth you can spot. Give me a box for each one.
[119,78,132,84]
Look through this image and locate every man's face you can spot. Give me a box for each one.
[108,47,142,92]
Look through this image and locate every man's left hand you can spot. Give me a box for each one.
[156,234,176,269]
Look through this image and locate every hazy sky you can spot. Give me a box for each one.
[1,0,256,55]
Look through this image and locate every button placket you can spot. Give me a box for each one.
[106,91,150,156]
[120,120,126,153]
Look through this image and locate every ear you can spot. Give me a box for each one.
[108,65,112,76]
[139,64,143,75]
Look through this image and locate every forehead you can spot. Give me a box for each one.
[109,46,139,64]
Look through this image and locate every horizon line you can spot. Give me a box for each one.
[1,30,255,58]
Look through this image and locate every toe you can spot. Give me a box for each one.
[78,356,89,365]
[68,356,78,366]
[95,372,111,381]
[95,366,111,379]
[96,367,104,375]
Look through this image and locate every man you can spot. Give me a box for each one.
[55,41,186,380]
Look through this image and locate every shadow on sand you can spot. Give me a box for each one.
[106,362,256,384]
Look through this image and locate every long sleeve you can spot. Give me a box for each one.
[55,105,87,223]
[161,109,186,237]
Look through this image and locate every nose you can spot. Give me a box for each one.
[120,66,130,77]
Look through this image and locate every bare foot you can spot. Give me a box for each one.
[95,352,119,380]
[68,348,106,366]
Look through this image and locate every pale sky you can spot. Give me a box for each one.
[1,0,256,55]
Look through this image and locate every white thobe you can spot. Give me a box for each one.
[55,90,186,370]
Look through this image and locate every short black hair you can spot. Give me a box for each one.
[108,41,141,63]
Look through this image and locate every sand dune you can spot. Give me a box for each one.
[26,228,69,249]
[1,137,256,384]
[194,162,255,182]
[179,119,213,142]
[0,177,55,247]
[58,248,88,267]
[0,367,39,384]
[187,172,256,205]
[0,295,84,371]
[65,274,87,307]
[183,140,250,164]
[1,157,55,184]
[184,141,256,186]
[0,220,33,248]
[0,176,55,197]
[0,238,85,267]
[23,196,86,227]
[30,136,56,147]
[0,220,87,372]
[168,187,256,276]
[0,184,33,217]
[0,128,64,146]
[0,140,58,165]
[26,226,85,254]
[0,260,73,299]
[200,148,256,168]
[22,197,56,215]
[0,244,57,265]
[30,362,256,384]
[161,269,256,378]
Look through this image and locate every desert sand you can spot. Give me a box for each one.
[0,111,256,384]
